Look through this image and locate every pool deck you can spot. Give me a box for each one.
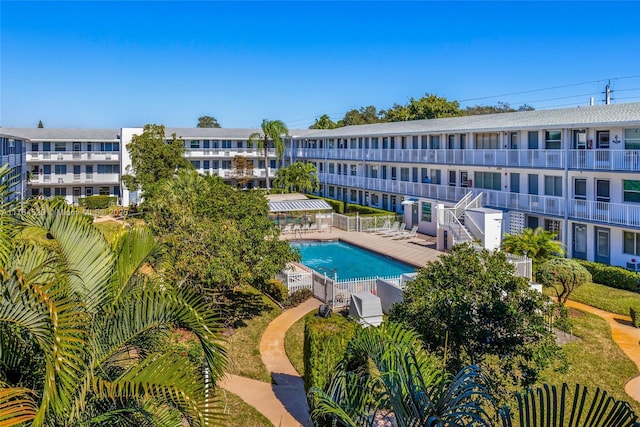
[280,228,443,268]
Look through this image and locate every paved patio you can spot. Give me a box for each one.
[281,228,443,269]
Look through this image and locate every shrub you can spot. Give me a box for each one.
[303,313,357,396]
[575,260,640,292]
[345,204,393,215]
[284,288,312,308]
[260,279,288,302]
[630,307,640,328]
[306,194,344,213]
[78,195,117,209]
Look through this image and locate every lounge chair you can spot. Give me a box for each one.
[392,225,419,240]
[375,221,398,235]
[382,223,406,237]
[367,219,390,233]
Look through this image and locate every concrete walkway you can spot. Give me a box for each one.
[564,300,640,402]
[218,298,322,427]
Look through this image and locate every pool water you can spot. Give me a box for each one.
[290,240,414,281]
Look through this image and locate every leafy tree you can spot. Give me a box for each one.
[0,175,226,426]
[337,106,382,127]
[273,161,319,194]
[389,244,560,394]
[37,120,44,128]
[537,258,592,304]
[518,104,535,111]
[122,124,192,202]
[309,323,495,427]
[197,115,221,128]
[382,93,463,121]
[309,114,337,129]
[501,227,565,273]
[230,155,254,186]
[248,119,289,193]
[145,170,298,300]
[465,102,516,115]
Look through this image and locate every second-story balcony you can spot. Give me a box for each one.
[295,148,640,172]
[187,148,274,158]
[29,172,120,186]
[27,151,120,162]
[568,199,640,227]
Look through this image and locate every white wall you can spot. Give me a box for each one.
[119,128,142,206]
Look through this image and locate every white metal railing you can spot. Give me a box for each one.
[277,270,313,294]
[568,149,640,171]
[507,254,533,281]
[568,199,640,227]
[27,152,119,162]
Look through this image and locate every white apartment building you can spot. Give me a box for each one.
[0,132,27,201]
[2,102,640,267]
[288,102,640,268]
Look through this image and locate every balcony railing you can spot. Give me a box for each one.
[27,152,119,162]
[568,149,640,171]
[299,148,640,171]
[568,199,640,227]
[30,173,119,185]
[187,148,274,158]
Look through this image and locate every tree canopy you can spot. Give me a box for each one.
[197,115,221,128]
[537,258,592,304]
[37,120,44,128]
[465,102,535,115]
[145,169,298,301]
[309,114,337,129]
[389,244,560,393]
[122,124,192,201]
[382,93,463,121]
[337,106,383,127]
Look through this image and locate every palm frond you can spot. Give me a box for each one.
[0,386,37,426]
[109,227,157,302]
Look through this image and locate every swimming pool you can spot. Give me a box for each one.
[290,240,415,281]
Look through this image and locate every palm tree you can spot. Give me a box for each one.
[273,161,319,194]
[309,323,495,427]
[0,170,227,426]
[248,119,289,193]
[501,227,565,272]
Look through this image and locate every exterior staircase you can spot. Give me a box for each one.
[438,192,483,246]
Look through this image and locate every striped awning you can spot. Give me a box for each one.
[268,199,333,212]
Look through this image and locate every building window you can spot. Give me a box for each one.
[190,140,200,149]
[100,142,119,152]
[448,170,456,186]
[545,131,562,149]
[624,180,640,203]
[421,202,432,222]
[421,135,428,149]
[54,165,67,175]
[43,142,51,152]
[574,179,586,200]
[113,186,120,197]
[448,135,455,149]
[97,164,118,174]
[430,169,441,185]
[460,171,469,187]
[371,193,379,206]
[544,176,562,197]
[474,133,499,149]
[430,135,440,149]
[473,172,501,190]
[400,168,409,181]
[31,142,38,152]
[54,142,66,152]
[328,163,335,174]
[99,187,110,196]
[350,164,357,176]
[544,219,561,237]
[412,136,419,149]
[191,160,200,169]
[328,186,335,198]
[203,160,210,170]
[460,134,467,149]
[624,231,640,255]
[510,132,518,149]
[625,128,640,149]
[54,188,66,197]
[510,173,520,193]
[350,189,357,202]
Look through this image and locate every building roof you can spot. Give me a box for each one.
[268,199,333,212]
[165,127,317,139]
[300,102,640,138]
[0,128,120,141]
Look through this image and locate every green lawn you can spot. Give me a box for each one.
[224,288,282,383]
[217,390,273,427]
[544,281,640,316]
[284,312,310,378]
[539,308,640,414]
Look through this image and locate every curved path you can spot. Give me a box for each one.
[218,298,322,427]
[564,299,640,402]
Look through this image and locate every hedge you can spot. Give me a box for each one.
[78,195,117,209]
[306,194,345,213]
[303,313,357,425]
[631,307,640,328]
[575,259,640,292]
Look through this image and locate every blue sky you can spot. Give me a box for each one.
[1,1,639,129]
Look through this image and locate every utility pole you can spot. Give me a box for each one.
[603,80,612,105]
